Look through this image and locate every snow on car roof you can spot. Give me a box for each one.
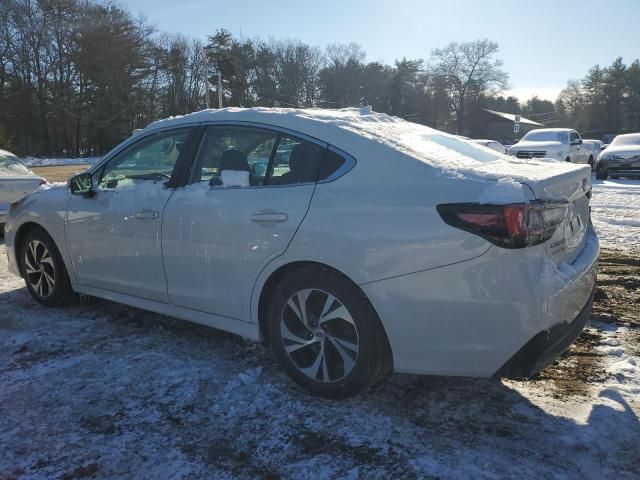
[143,107,587,183]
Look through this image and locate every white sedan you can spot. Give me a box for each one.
[0,149,45,225]
[4,108,598,397]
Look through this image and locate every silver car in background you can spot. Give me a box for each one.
[0,149,45,226]
[595,133,640,179]
[4,108,599,398]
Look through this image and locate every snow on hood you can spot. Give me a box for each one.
[511,140,565,150]
[145,107,588,200]
[600,145,640,157]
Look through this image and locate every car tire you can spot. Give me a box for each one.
[588,156,594,169]
[19,227,73,306]
[596,170,608,180]
[266,266,392,398]
[565,157,571,162]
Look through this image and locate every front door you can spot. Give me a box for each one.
[162,125,327,321]
[65,128,192,302]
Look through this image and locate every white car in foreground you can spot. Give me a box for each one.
[4,108,598,397]
[0,149,45,225]
[508,128,594,166]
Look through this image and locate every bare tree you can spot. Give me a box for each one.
[430,39,508,133]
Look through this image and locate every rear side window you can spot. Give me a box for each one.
[318,149,347,181]
[267,136,325,185]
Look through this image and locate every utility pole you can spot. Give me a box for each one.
[217,70,223,109]
[203,47,210,109]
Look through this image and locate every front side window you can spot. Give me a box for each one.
[99,129,189,189]
[570,132,580,143]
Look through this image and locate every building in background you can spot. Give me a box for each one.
[445,109,544,145]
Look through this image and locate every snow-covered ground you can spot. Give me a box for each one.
[591,178,640,253]
[0,243,638,479]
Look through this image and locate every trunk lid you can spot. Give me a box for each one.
[473,160,591,264]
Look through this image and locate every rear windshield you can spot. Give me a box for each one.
[0,155,31,175]
[610,134,640,147]
[522,131,568,142]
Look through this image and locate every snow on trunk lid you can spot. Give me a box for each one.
[522,166,592,265]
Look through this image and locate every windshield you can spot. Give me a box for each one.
[522,130,568,143]
[0,155,31,175]
[610,134,640,147]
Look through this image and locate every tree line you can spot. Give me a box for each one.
[1,0,638,157]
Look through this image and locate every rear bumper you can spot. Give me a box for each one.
[361,227,599,377]
[493,287,593,378]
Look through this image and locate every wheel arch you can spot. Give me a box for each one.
[255,260,393,360]
[14,221,50,276]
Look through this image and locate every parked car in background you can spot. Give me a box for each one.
[0,149,46,226]
[508,128,594,166]
[595,133,640,179]
[4,108,598,398]
[582,140,603,168]
[471,139,508,154]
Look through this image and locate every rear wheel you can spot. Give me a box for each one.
[266,266,392,398]
[565,157,571,162]
[596,170,608,180]
[20,228,73,306]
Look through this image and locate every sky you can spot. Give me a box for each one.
[123,0,640,103]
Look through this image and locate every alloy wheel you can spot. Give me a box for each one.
[280,288,359,383]
[24,239,56,298]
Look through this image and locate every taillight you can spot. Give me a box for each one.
[437,201,568,248]
[39,179,48,185]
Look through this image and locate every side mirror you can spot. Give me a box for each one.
[601,144,608,151]
[69,172,93,196]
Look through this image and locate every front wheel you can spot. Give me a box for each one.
[267,267,392,398]
[20,228,73,306]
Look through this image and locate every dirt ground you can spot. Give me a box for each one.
[31,165,90,183]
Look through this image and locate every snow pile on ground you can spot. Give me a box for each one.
[591,179,640,252]
[22,156,100,167]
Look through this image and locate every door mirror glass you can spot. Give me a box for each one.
[69,172,93,195]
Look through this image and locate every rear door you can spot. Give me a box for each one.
[65,127,193,302]
[162,125,327,321]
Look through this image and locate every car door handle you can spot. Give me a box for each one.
[251,212,288,223]
[134,210,160,220]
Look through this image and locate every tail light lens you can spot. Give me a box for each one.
[437,201,568,249]
[39,179,48,185]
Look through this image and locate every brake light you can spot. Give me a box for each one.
[39,179,48,185]
[437,201,568,248]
